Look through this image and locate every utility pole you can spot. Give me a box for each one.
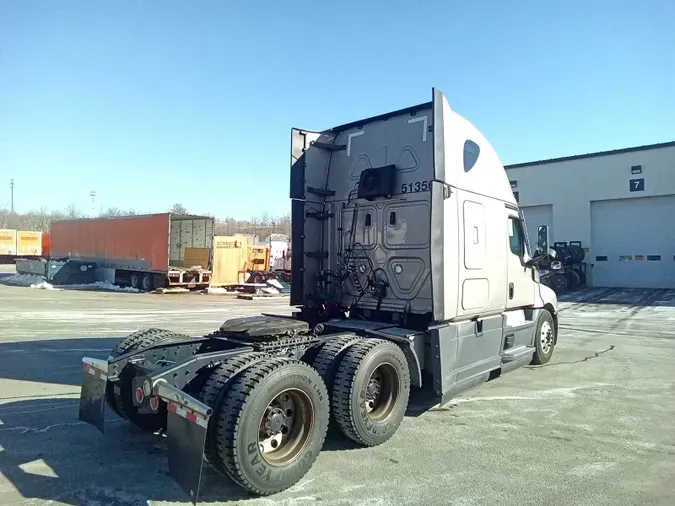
[9,179,14,214]
[90,190,97,216]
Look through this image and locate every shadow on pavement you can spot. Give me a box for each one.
[0,397,254,505]
[0,338,121,387]
[0,337,416,504]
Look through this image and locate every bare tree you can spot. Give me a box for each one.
[171,203,188,215]
[0,202,292,240]
[0,207,9,229]
[100,207,138,217]
[64,202,82,219]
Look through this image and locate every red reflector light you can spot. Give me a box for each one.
[135,387,144,404]
[149,396,159,411]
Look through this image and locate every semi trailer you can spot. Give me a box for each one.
[0,229,44,263]
[78,88,559,504]
[49,213,215,290]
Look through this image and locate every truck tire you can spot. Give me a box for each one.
[112,327,190,357]
[130,272,141,290]
[310,335,363,399]
[566,268,581,290]
[250,272,265,284]
[550,272,568,293]
[569,245,585,264]
[106,328,174,418]
[197,352,265,472]
[554,246,573,266]
[573,267,587,287]
[141,273,153,292]
[331,339,410,447]
[214,357,329,495]
[299,342,325,365]
[107,328,191,431]
[531,309,555,365]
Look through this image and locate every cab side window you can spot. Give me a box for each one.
[508,217,525,257]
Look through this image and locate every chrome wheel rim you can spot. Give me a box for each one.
[540,321,553,354]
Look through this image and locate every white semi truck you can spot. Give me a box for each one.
[78,87,558,504]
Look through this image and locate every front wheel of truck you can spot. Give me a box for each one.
[214,357,329,495]
[331,339,410,447]
[531,309,555,365]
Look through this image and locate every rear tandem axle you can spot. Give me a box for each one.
[78,315,415,504]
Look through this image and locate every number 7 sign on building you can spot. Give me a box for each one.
[629,178,644,192]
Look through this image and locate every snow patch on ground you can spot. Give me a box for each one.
[67,281,140,293]
[0,273,140,293]
[267,278,284,290]
[1,273,45,286]
[204,286,234,295]
[261,286,281,294]
[31,281,61,291]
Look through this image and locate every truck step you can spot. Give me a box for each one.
[501,346,534,363]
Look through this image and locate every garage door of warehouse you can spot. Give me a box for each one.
[591,195,675,288]
[521,205,553,254]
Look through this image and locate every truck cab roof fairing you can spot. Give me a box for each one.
[432,88,517,205]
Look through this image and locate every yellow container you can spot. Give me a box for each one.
[247,245,270,272]
[0,229,17,255]
[17,230,42,256]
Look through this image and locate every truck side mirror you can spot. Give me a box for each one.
[537,225,549,255]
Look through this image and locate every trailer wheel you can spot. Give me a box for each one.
[531,309,555,365]
[331,339,410,447]
[215,357,329,495]
[129,272,141,290]
[249,272,268,285]
[107,328,190,431]
[141,274,153,292]
[310,335,362,401]
[197,352,265,472]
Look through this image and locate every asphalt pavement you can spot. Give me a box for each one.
[1,267,674,506]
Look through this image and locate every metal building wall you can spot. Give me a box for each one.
[505,142,675,288]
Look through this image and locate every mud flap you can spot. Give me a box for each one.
[78,358,109,433]
[154,380,213,505]
[166,401,209,504]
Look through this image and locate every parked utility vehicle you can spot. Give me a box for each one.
[78,88,559,504]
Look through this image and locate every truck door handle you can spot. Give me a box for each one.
[509,283,514,299]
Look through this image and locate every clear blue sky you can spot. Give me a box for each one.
[1,0,673,219]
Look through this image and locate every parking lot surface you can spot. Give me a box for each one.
[1,268,675,506]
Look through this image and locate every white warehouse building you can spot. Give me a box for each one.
[504,141,675,289]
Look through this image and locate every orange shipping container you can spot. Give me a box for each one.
[17,231,43,256]
[0,229,17,255]
[42,233,51,258]
[210,236,248,286]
